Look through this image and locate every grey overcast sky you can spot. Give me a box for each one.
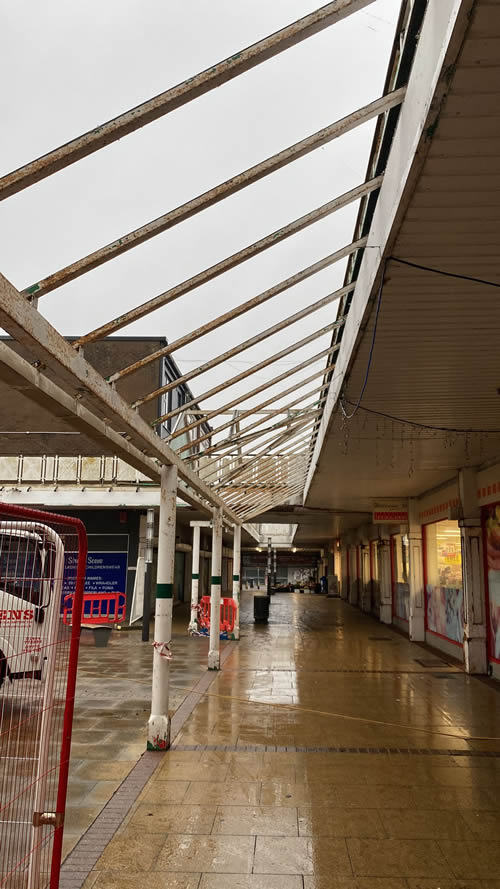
[0,0,401,430]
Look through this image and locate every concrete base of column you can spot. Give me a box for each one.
[231,627,240,641]
[188,605,199,634]
[147,714,171,751]
[409,612,425,642]
[361,586,371,613]
[380,604,392,624]
[208,649,220,670]
[464,636,488,674]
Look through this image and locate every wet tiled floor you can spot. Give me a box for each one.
[81,594,500,887]
[64,603,224,859]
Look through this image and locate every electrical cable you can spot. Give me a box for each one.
[341,400,500,435]
[391,256,500,289]
[340,257,387,420]
[340,255,500,426]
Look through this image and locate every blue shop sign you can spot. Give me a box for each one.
[62,551,128,600]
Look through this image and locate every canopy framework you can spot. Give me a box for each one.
[0,0,408,524]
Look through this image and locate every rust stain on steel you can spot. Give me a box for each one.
[76,177,381,345]
[1,1,374,201]
[133,264,356,407]
[155,343,340,436]
[147,320,341,422]
[22,90,403,298]
[186,381,332,465]
[110,256,358,385]
[175,359,338,455]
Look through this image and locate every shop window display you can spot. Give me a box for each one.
[424,520,463,644]
[483,504,500,663]
[391,533,409,621]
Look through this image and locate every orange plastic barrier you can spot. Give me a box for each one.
[63,591,126,625]
[198,595,236,634]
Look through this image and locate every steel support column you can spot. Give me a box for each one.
[408,499,425,642]
[147,464,177,751]
[208,508,223,670]
[232,524,241,641]
[459,468,488,674]
[189,525,201,634]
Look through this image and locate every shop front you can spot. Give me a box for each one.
[423,519,464,659]
[482,503,500,676]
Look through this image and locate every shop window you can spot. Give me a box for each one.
[424,520,463,644]
[391,533,409,621]
[483,504,500,662]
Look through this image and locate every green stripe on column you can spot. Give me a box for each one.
[211,576,222,584]
[191,573,199,579]
[233,574,240,581]
[157,583,173,598]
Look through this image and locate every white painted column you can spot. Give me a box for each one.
[378,528,392,625]
[349,545,358,606]
[340,546,349,600]
[189,525,201,633]
[232,524,241,640]
[147,464,177,751]
[459,468,488,674]
[360,542,371,612]
[208,508,223,670]
[408,499,425,642]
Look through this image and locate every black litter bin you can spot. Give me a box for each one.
[254,595,270,623]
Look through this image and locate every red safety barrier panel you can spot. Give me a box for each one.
[0,502,87,889]
[63,592,126,626]
[198,596,236,634]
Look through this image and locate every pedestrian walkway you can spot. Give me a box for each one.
[77,593,500,888]
[63,604,229,860]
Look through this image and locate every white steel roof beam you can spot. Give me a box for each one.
[171,352,338,446]
[1,1,376,202]
[0,271,240,523]
[186,383,332,464]
[179,363,336,455]
[22,91,403,298]
[77,178,381,345]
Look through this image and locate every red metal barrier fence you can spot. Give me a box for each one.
[0,503,87,889]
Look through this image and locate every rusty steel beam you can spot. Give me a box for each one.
[177,359,337,455]
[0,271,241,523]
[225,451,310,511]
[168,346,339,443]
[200,414,314,486]
[211,426,315,493]
[1,1,375,202]
[23,90,403,298]
[238,480,306,520]
[76,177,381,345]
[186,381,333,464]
[113,264,357,386]
[140,279,349,413]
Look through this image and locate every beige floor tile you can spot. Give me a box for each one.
[213,805,298,835]
[83,780,122,804]
[158,762,230,782]
[411,787,497,810]
[139,780,190,803]
[335,785,415,809]
[304,879,408,889]
[459,809,500,839]
[97,830,166,871]
[406,881,487,888]
[93,874,201,889]
[347,838,452,878]
[130,802,217,833]
[298,806,385,838]
[74,761,134,782]
[260,782,339,807]
[439,841,500,879]
[200,876,302,889]
[155,834,254,873]
[184,781,261,805]
[253,836,352,875]
[63,804,102,833]
[380,809,473,840]
[228,763,296,782]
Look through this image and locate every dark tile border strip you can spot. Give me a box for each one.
[172,743,500,757]
[59,641,234,889]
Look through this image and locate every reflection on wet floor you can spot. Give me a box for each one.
[63,603,218,860]
[79,593,500,887]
